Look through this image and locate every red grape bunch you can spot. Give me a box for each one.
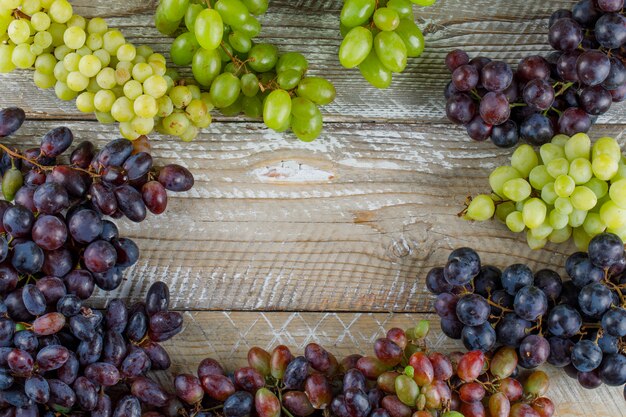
[427,232,626,397]
[444,0,625,147]
[0,281,182,417]
[0,106,193,295]
[168,321,556,417]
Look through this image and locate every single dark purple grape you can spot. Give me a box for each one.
[588,233,624,269]
[461,322,496,352]
[549,18,583,50]
[24,170,46,187]
[577,50,611,86]
[93,267,124,291]
[546,304,582,338]
[595,13,626,49]
[63,270,94,300]
[33,182,69,214]
[425,267,453,295]
[578,282,613,318]
[90,183,117,216]
[41,247,72,278]
[126,304,148,342]
[68,209,103,244]
[7,348,33,375]
[0,108,25,137]
[610,84,626,102]
[123,152,153,181]
[149,311,183,335]
[141,341,171,370]
[40,127,73,158]
[70,141,95,169]
[73,376,98,410]
[47,166,87,197]
[84,240,117,273]
[534,269,562,301]
[456,293,490,326]
[112,395,141,417]
[12,240,44,274]
[142,181,168,214]
[146,281,169,316]
[5,288,33,321]
[92,393,112,417]
[100,220,119,241]
[558,107,591,136]
[0,317,14,347]
[69,314,97,342]
[602,308,626,337]
[282,356,309,390]
[443,247,480,286]
[94,139,133,169]
[518,335,550,369]
[56,295,82,317]
[434,293,459,320]
[500,264,533,295]
[480,91,511,125]
[101,166,129,186]
[57,351,79,385]
[465,115,492,141]
[115,185,147,222]
[112,238,139,267]
[77,334,103,366]
[513,285,548,321]
[21,284,46,316]
[105,299,128,332]
[495,313,531,347]
[131,376,169,407]
[0,262,17,294]
[452,64,479,92]
[102,330,127,367]
[597,0,624,12]
[579,85,613,115]
[522,79,555,110]
[446,93,476,125]
[35,345,70,372]
[548,336,574,367]
[158,164,194,192]
[445,49,469,72]
[121,347,152,378]
[14,186,35,212]
[598,353,626,386]
[223,391,253,417]
[13,330,37,353]
[572,340,603,372]
[481,61,513,92]
[572,0,602,27]
[577,369,602,388]
[517,55,550,82]
[520,113,553,145]
[490,119,519,148]
[3,204,34,237]
[602,57,626,90]
[32,215,67,250]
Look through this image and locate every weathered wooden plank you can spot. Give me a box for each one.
[4,120,625,311]
[153,311,626,417]
[0,0,624,123]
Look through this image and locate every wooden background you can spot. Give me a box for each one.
[1,0,626,415]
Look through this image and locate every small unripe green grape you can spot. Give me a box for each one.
[64,26,86,49]
[489,165,522,198]
[573,227,592,250]
[374,31,407,73]
[133,94,158,118]
[66,71,89,91]
[49,0,73,23]
[297,77,336,105]
[156,95,174,118]
[1,168,23,201]
[131,116,154,135]
[546,157,569,178]
[511,144,539,178]
[465,194,495,221]
[33,71,56,89]
[569,209,587,228]
[78,54,101,77]
[503,178,531,202]
[87,17,108,34]
[549,209,569,230]
[528,165,551,190]
[554,197,573,215]
[548,225,572,243]
[554,174,575,198]
[523,198,547,229]
[540,143,565,165]
[76,91,96,113]
[111,96,134,122]
[583,212,606,236]
[526,229,547,250]
[565,133,591,161]
[35,54,57,75]
[55,80,78,100]
[570,186,597,211]
[394,19,425,57]
[276,52,308,74]
[241,73,260,97]
[123,79,143,100]
[263,89,292,131]
[340,0,376,28]
[277,69,301,90]
[94,89,116,112]
[495,201,516,223]
[162,112,191,136]
[248,43,278,72]
[584,177,608,199]
[395,375,418,406]
[339,26,373,69]
[373,8,400,31]
[592,154,619,180]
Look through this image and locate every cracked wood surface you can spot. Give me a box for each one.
[1,0,626,415]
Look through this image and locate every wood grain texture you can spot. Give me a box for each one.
[0,0,624,123]
[155,312,625,417]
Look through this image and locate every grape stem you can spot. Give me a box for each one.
[11,9,30,20]
[0,143,99,178]
[553,81,574,98]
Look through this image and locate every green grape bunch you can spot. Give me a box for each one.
[155,0,337,142]
[338,0,434,89]
[462,133,626,251]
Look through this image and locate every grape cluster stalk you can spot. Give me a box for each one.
[427,233,626,397]
[338,0,432,89]
[0,106,193,295]
[463,132,626,250]
[154,0,336,142]
[444,0,625,147]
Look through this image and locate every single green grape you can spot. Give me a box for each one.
[229,31,251,53]
[96,67,116,89]
[87,17,108,34]
[215,0,250,29]
[241,73,260,97]
[185,4,204,33]
[600,200,626,230]
[395,375,418,406]
[156,95,174,118]
[33,71,56,89]
[66,70,90,92]
[502,178,531,202]
[131,116,154,135]
[8,19,31,44]
[387,0,413,18]
[122,79,142,100]
[263,89,292,131]
[297,77,336,105]
[242,0,269,15]
[291,109,323,142]
[570,186,597,211]
[53,60,69,82]
[584,177,609,199]
[539,143,565,165]
[522,198,547,229]
[219,96,243,117]
[35,53,57,75]
[94,49,111,67]
[194,9,222,51]
[132,62,153,83]
[54,80,78,100]
[526,230,547,250]
[160,0,190,21]
[192,48,221,87]
[111,96,134,122]
[546,158,569,178]
[171,32,200,66]
[564,132,591,161]
[609,179,626,209]
[143,75,167,99]
[209,72,241,108]
[583,212,606,236]
[103,29,125,55]
[133,94,158,118]
[94,89,116,112]
[86,33,103,51]
[489,165,522,198]
[0,44,15,73]
[340,0,376,28]
[495,201,516,223]
[276,52,308,74]
[248,43,278,72]
[573,227,592,251]
[339,26,373,69]
[242,95,262,119]
[374,31,407,73]
[76,91,96,113]
[394,19,425,58]
[373,8,400,31]
[154,3,181,36]
[169,85,193,109]
[530,221,553,241]
[67,15,86,30]
[180,124,199,142]
[237,15,261,38]
[568,158,593,185]
[119,121,140,141]
[277,69,301,90]
[465,194,495,221]
[49,23,67,47]
[49,0,73,24]
[554,174,575,198]
[63,53,81,72]
[511,144,538,178]
[555,196,573,215]
[31,12,51,31]
[78,54,101,77]
[569,209,587,228]
[505,211,525,233]
[592,154,619,181]
[64,26,87,49]
[291,97,318,119]
[549,209,569,230]
[528,165,551,190]
[592,136,621,162]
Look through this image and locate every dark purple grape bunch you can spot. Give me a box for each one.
[427,233,626,393]
[0,281,185,417]
[0,107,194,295]
[444,0,625,147]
